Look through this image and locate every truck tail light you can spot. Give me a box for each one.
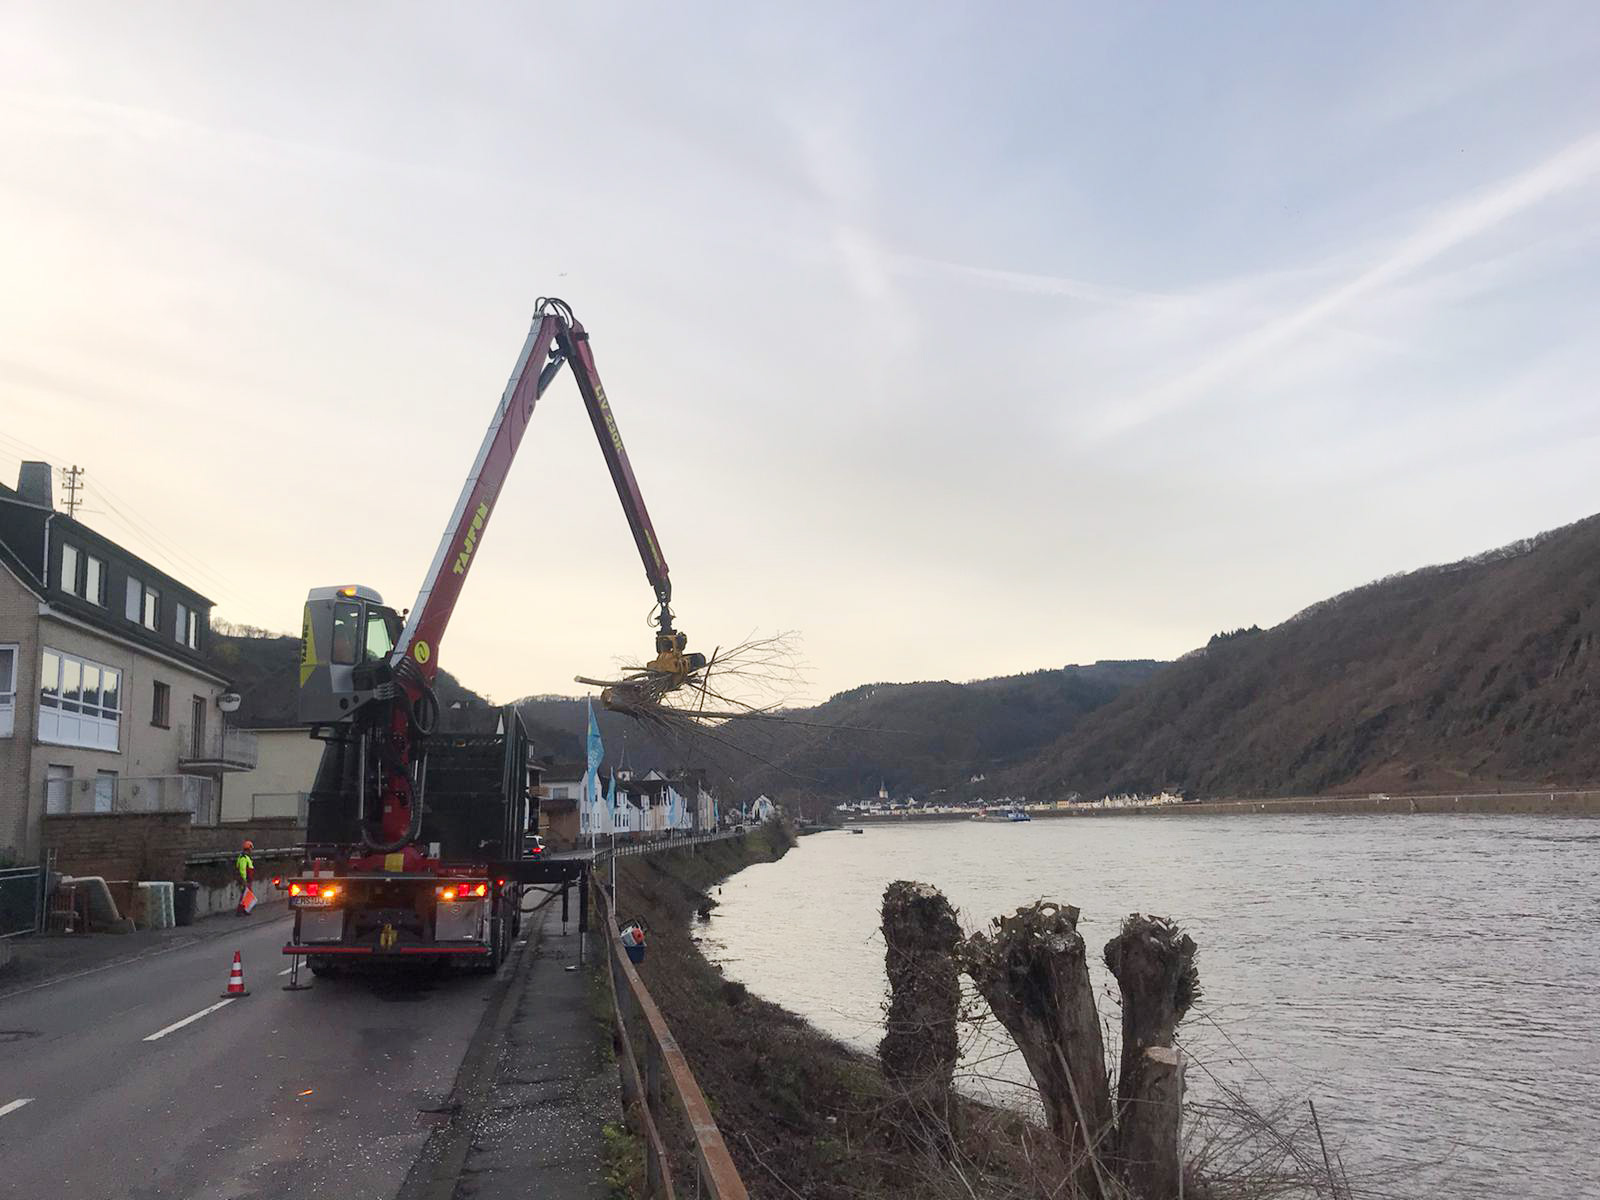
[472,882,488,897]
[289,882,302,896]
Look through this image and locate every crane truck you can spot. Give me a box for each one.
[283,298,703,975]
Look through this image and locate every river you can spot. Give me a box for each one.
[699,815,1600,1199]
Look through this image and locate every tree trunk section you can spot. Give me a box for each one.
[1104,914,1201,1199]
[960,902,1114,1198]
[878,881,963,1141]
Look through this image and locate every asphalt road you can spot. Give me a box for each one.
[0,914,503,1199]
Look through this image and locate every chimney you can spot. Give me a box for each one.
[17,462,53,509]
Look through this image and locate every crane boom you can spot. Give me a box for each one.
[393,298,678,687]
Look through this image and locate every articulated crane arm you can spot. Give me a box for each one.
[365,298,697,851]
[394,298,692,688]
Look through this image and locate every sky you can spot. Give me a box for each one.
[3,3,1599,705]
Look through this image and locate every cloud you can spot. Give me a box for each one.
[1081,129,1600,438]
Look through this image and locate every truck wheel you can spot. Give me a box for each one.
[308,957,341,978]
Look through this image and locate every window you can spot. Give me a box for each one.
[46,765,72,815]
[94,769,118,814]
[61,543,79,593]
[152,680,171,728]
[0,644,15,737]
[38,647,121,750]
[84,554,104,605]
[142,585,160,631]
[175,602,199,649]
[331,601,360,665]
[126,576,141,621]
[364,609,394,662]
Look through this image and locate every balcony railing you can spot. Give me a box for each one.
[44,774,219,826]
[177,723,258,771]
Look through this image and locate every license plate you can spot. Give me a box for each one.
[292,896,335,908]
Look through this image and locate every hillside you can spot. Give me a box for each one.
[209,631,581,753]
[515,662,1161,803]
[1006,515,1600,800]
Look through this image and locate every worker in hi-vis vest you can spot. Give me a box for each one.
[235,840,255,916]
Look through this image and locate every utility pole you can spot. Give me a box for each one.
[59,465,84,518]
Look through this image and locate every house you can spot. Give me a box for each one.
[0,463,257,862]
[537,761,588,850]
[749,794,776,822]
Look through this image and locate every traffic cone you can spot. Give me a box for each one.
[221,950,250,997]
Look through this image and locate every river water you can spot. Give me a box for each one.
[699,815,1600,1199]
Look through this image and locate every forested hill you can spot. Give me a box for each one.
[1004,514,1600,801]
[516,661,1162,802]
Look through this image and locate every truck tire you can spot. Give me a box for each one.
[308,956,341,979]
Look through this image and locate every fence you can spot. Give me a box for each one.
[0,865,45,938]
[45,774,219,825]
[601,828,747,860]
[595,876,748,1199]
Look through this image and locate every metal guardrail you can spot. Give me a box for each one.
[599,828,747,860]
[595,872,749,1200]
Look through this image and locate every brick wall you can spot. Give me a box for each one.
[43,812,192,883]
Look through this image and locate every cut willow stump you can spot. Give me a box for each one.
[1104,914,1201,1200]
[960,902,1115,1198]
[879,881,963,1139]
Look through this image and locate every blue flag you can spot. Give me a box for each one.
[606,772,617,833]
[586,699,604,772]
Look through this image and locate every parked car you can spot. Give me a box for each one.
[523,834,546,858]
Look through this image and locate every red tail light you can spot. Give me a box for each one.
[306,881,321,897]
[472,882,488,897]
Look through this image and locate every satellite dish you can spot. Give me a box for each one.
[218,692,242,713]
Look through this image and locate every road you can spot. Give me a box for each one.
[0,914,503,1199]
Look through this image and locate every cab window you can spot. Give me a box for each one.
[364,609,396,662]
[331,602,361,665]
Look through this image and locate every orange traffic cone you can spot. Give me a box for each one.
[221,950,250,997]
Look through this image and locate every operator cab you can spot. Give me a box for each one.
[298,585,404,725]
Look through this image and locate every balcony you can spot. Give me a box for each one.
[45,774,219,826]
[177,723,259,772]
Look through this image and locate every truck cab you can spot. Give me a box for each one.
[298,585,404,725]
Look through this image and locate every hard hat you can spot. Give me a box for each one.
[242,839,254,851]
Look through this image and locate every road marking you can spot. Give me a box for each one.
[143,999,236,1042]
[0,1098,35,1118]
[278,967,294,976]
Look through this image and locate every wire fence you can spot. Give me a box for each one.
[0,865,45,938]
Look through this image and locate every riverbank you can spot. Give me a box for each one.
[613,822,1046,1200]
[846,786,1600,824]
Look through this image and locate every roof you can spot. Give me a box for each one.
[0,487,222,679]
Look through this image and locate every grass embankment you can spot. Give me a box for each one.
[614,823,1039,1200]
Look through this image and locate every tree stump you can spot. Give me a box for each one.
[878,881,963,1140]
[1104,914,1201,1200]
[960,902,1114,1198]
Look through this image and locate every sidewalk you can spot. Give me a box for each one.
[456,900,616,1198]
[0,898,289,998]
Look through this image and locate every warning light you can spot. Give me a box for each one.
[338,586,357,596]
[289,882,302,897]
[472,882,488,897]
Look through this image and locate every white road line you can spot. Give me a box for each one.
[278,967,294,976]
[0,1098,35,1118]
[143,999,236,1042]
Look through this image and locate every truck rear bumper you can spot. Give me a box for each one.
[282,943,490,956]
